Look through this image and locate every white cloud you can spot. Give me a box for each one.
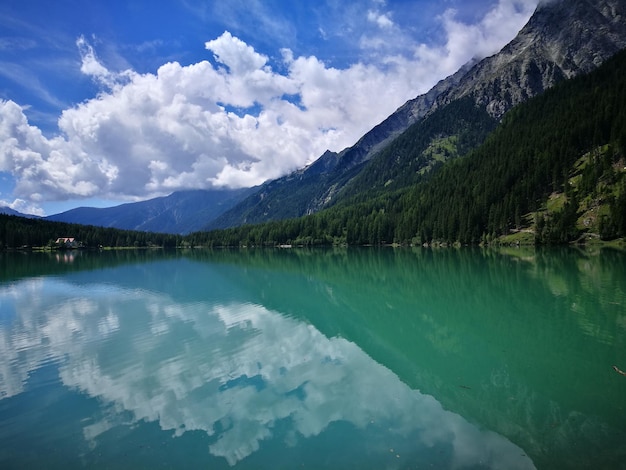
[367,9,394,29]
[205,31,268,75]
[76,36,111,82]
[0,1,538,212]
[76,35,134,90]
[361,0,537,77]
[438,0,539,64]
[0,99,117,202]
[0,197,44,216]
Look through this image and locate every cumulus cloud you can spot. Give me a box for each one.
[0,99,118,202]
[439,0,539,64]
[76,36,113,84]
[0,197,45,216]
[0,0,538,212]
[367,9,394,29]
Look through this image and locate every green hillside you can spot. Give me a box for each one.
[186,48,626,247]
[334,97,497,203]
[397,47,626,245]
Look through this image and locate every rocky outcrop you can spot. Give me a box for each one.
[435,0,626,118]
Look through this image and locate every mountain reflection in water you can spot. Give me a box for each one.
[0,271,534,468]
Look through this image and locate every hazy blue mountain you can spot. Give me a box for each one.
[208,0,626,230]
[46,187,255,234]
[0,207,38,218]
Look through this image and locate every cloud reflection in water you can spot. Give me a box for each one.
[0,277,535,468]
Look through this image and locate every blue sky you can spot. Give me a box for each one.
[0,0,538,215]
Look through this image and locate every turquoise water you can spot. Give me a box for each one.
[0,247,625,469]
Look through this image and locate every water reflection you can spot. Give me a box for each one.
[0,274,534,468]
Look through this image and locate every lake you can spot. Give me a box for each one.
[0,247,625,469]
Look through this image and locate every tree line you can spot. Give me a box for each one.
[0,214,180,249]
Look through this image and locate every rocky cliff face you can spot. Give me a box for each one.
[209,0,626,229]
[433,0,626,118]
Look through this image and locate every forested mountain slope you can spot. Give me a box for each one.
[395,47,626,245]
[208,96,497,229]
[208,0,626,230]
[331,98,498,204]
[4,1,626,245]
[186,47,626,247]
[0,206,37,218]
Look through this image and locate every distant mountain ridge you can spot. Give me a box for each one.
[0,206,37,218]
[46,187,255,234]
[208,0,626,230]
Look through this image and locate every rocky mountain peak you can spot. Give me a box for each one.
[438,0,626,118]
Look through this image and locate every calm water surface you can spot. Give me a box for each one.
[0,247,625,469]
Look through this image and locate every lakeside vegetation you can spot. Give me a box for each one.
[1,49,626,250]
[0,214,180,250]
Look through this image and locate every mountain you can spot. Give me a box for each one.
[186,45,626,247]
[208,0,626,230]
[1,206,26,217]
[0,206,38,218]
[205,58,480,230]
[46,187,255,235]
[428,0,626,118]
[391,46,626,245]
